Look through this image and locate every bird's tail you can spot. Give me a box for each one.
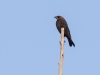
[68,38,75,47]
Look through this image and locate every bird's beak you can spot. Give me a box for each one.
[54,16,56,19]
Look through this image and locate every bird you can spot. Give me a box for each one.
[54,16,75,47]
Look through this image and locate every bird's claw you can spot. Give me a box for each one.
[64,40,66,43]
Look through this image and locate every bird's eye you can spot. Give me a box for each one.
[57,16,60,18]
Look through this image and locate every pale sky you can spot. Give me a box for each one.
[0,0,100,75]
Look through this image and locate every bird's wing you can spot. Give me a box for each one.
[59,19,71,38]
[64,23,71,38]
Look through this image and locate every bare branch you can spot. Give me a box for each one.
[58,28,64,75]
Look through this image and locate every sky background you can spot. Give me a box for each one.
[0,0,100,75]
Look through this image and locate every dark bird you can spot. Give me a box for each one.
[54,16,75,47]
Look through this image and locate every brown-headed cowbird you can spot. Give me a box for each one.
[54,16,75,47]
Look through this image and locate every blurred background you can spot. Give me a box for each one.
[0,0,100,75]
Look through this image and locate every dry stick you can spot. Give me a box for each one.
[58,28,64,75]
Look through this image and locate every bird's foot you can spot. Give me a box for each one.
[59,41,61,45]
[64,40,66,43]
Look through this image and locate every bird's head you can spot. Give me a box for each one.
[54,16,64,20]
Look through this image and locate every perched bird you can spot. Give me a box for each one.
[54,16,75,47]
